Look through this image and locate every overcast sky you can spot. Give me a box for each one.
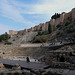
[0,0,75,34]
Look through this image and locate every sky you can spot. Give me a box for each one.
[0,0,75,34]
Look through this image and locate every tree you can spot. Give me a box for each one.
[0,32,9,42]
[48,23,52,34]
[51,13,60,19]
[4,32,8,40]
[65,21,70,26]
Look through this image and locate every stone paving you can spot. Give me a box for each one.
[0,58,48,70]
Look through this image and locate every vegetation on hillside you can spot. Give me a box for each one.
[67,27,74,33]
[4,41,12,45]
[56,24,61,28]
[48,21,75,42]
[51,13,60,19]
[0,32,9,42]
[65,21,70,26]
[31,36,47,43]
[37,31,49,36]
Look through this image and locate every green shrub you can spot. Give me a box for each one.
[67,29,74,33]
[42,31,49,35]
[0,32,9,42]
[4,42,12,45]
[34,30,37,32]
[57,32,60,35]
[56,24,61,28]
[13,39,15,41]
[32,36,47,43]
[37,31,42,35]
[65,21,70,26]
[37,31,49,36]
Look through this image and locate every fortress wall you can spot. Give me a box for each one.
[33,26,38,31]
[50,19,55,26]
[24,29,28,32]
[45,22,49,31]
[60,13,66,23]
[50,19,55,31]
[27,28,31,32]
[42,23,46,31]
[33,26,37,31]
[54,13,66,26]
[32,22,49,32]
[36,24,41,31]
[9,30,18,36]
[54,17,60,26]
[50,13,66,31]
[72,8,75,21]
[31,27,35,32]
[38,23,44,31]
[35,26,38,31]
[31,27,35,31]
[64,12,72,24]
[18,30,25,34]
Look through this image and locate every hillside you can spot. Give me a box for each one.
[47,21,75,42]
[8,32,38,44]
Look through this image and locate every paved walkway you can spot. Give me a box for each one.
[20,42,63,47]
[20,42,75,47]
[0,58,48,70]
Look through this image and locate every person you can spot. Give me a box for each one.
[60,55,65,62]
[60,41,62,44]
[26,57,30,62]
[35,59,36,62]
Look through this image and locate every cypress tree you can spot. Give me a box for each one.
[48,23,52,34]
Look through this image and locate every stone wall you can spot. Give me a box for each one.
[72,8,75,21]
[45,21,50,31]
[64,12,72,24]
[50,12,66,28]
[50,19,55,31]
[9,30,18,37]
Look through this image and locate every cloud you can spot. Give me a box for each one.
[0,0,35,26]
[0,0,74,20]
[10,0,75,18]
[34,0,75,15]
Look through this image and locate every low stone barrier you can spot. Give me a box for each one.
[49,62,75,69]
[0,69,33,75]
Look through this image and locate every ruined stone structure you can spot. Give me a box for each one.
[9,8,75,36]
[9,30,18,37]
[72,8,75,21]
